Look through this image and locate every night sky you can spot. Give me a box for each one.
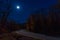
[0,0,58,24]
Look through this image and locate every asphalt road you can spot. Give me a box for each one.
[15,29,60,40]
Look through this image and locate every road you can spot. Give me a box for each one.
[15,29,60,40]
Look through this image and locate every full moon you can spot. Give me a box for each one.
[17,6,20,9]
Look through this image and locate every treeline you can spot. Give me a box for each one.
[25,5,60,36]
[0,20,23,34]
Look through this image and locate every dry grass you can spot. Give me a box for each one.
[0,33,16,40]
[0,32,41,40]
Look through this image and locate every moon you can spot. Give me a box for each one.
[16,6,20,9]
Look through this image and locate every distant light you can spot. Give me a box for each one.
[17,6,20,9]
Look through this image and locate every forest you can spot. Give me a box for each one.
[0,4,60,37]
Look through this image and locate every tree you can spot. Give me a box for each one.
[0,1,12,33]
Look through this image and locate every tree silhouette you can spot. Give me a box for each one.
[0,1,12,33]
[26,7,60,36]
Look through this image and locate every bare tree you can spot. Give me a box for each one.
[0,1,11,33]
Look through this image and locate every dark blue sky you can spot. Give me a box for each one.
[0,0,58,24]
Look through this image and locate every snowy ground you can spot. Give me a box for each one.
[15,29,60,40]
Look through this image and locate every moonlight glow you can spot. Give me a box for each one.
[17,6,20,9]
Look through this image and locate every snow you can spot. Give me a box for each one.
[14,29,60,40]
